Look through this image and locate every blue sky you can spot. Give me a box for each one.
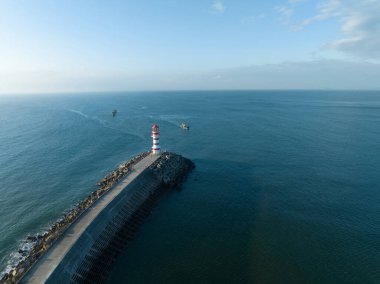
[0,0,379,93]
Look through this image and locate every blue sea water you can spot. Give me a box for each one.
[0,91,379,283]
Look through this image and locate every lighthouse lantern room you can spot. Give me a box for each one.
[151,124,161,154]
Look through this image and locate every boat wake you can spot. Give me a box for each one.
[67,109,89,119]
[158,114,191,127]
[66,109,145,141]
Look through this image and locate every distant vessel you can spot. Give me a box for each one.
[180,122,190,130]
[112,109,117,117]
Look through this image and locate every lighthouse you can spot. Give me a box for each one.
[151,124,161,154]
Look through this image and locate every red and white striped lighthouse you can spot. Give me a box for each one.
[151,124,161,154]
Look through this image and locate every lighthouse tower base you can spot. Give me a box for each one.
[152,149,161,155]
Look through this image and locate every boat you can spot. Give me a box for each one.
[112,109,117,117]
[180,122,190,130]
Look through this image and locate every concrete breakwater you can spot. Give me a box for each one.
[0,151,150,284]
[1,152,194,284]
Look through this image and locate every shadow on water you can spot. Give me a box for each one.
[106,158,266,284]
[107,156,380,284]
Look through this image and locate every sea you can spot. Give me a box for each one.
[0,91,379,283]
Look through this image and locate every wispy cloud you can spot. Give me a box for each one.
[211,0,225,14]
[240,13,266,24]
[275,5,294,23]
[299,0,380,60]
[288,0,306,3]
[275,0,304,24]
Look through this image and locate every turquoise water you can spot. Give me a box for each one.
[0,91,379,283]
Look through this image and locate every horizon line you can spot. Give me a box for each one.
[1,89,380,96]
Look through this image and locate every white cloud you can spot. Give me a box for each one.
[240,13,266,24]
[288,0,306,4]
[275,5,294,23]
[275,0,305,24]
[299,0,380,59]
[211,1,225,14]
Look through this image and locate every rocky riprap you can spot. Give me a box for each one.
[0,152,150,284]
[151,152,195,188]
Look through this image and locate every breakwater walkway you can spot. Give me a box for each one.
[21,154,160,284]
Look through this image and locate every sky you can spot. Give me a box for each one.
[0,0,380,93]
